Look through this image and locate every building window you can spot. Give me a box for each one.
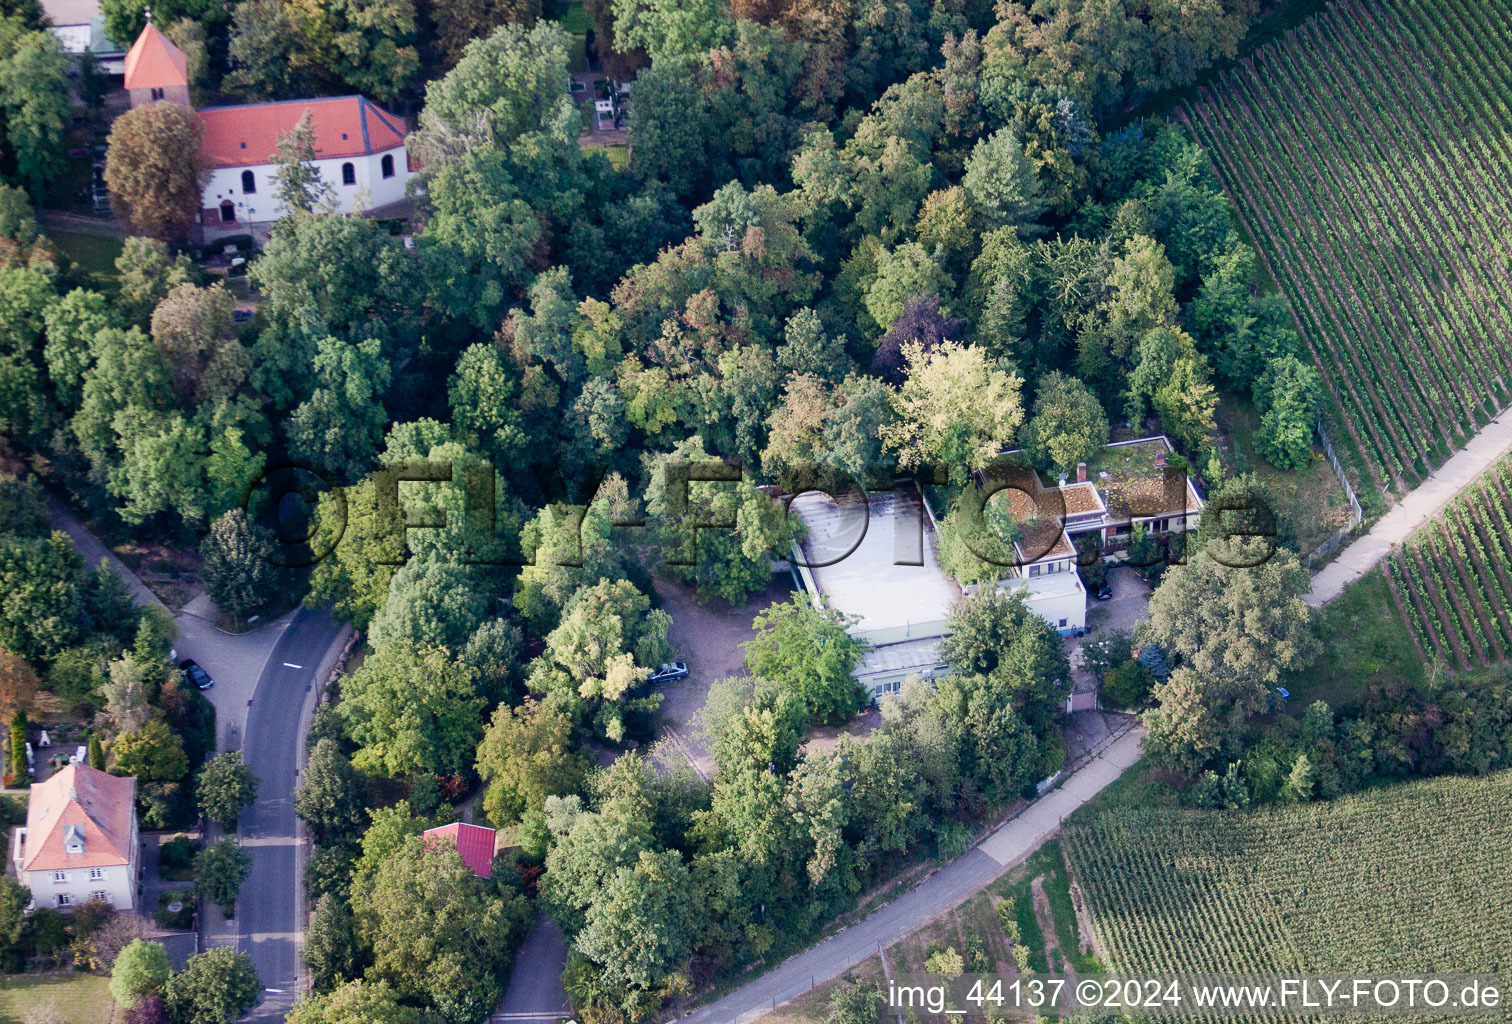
[381,154,395,178]
[91,891,109,903]
[1058,618,1068,627]
[220,201,235,223]
[241,170,256,194]
[52,871,67,883]
[150,87,164,101]
[341,162,356,186]
[55,893,72,907]
[88,868,104,880]
[1029,565,1040,577]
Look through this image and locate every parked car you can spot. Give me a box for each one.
[647,662,688,684]
[179,658,213,690]
[232,309,254,323]
[1095,583,1113,600]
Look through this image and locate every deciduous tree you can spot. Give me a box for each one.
[109,939,171,1009]
[476,694,590,825]
[104,103,206,243]
[195,838,250,916]
[0,32,71,195]
[351,834,530,1024]
[200,510,280,623]
[882,340,1024,485]
[163,946,261,1024]
[196,750,260,829]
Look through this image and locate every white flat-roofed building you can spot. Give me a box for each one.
[790,483,1086,701]
[790,486,960,700]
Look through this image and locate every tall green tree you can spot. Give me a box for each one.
[0,32,71,195]
[200,510,281,623]
[109,939,172,1009]
[301,896,363,996]
[273,111,331,214]
[196,750,260,829]
[476,694,590,825]
[286,979,422,1024]
[1017,370,1109,476]
[575,849,695,990]
[351,834,531,1024]
[295,737,368,842]
[1142,542,1317,770]
[195,838,250,916]
[743,596,867,724]
[339,641,486,778]
[163,946,261,1024]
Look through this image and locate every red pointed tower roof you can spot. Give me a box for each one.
[123,21,187,92]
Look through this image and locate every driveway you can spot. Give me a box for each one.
[1081,564,1151,637]
[494,913,573,1024]
[653,576,789,778]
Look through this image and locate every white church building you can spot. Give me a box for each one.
[197,96,415,226]
[121,22,416,230]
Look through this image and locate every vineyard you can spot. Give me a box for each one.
[1063,770,1512,1024]
[1383,454,1512,669]
[1182,0,1512,496]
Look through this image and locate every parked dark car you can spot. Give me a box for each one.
[647,662,688,684]
[179,658,213,690]
[1095,583,1113,600]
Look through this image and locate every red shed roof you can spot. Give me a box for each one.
[123,22,187,91]
[423,822,496,877]
[196,95,409,170]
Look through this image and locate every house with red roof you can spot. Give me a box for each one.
[422,822,496,878]
[119,22,415,230]
[11,763,139,911]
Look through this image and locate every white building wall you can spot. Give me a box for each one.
[202,147,412,224]
[22,861,135,911]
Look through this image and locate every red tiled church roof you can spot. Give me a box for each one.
[196,96,409,170]
[123,22,187,91]
[422,822,496,878]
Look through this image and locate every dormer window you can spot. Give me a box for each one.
[63,824,85,856]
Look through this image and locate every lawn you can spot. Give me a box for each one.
[1214,394,1354,558]
[0,972,114,1024]
[47,231,124,293]
[1284,568,1426,712]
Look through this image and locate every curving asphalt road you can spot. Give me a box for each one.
[235,606,343,1023]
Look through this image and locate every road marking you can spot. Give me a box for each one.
[282,662,302,669]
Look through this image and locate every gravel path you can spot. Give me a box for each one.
[1307,409,1512,606]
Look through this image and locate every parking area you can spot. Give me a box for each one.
[1083,564,1152,635]
[652,574,792,777]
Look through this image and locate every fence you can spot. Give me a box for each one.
[1306,420,1366,570]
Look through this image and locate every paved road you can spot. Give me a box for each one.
[232,606,343,1023]
[676,726,1145,1024]
[493,913,574,1023]
[1307,409,1512,605]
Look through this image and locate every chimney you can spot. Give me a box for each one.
[1154,450,1167,469]
[1076,462,1087,483]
